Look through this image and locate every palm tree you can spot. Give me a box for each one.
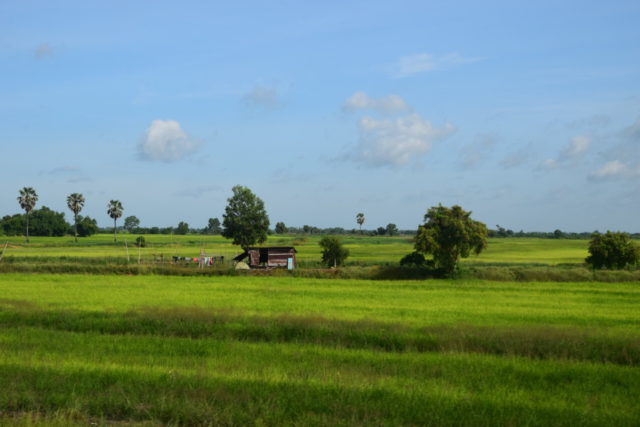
[67,193,85,243]
[356,212,365,233]
[17,187,38,243]
[107,200,124,242]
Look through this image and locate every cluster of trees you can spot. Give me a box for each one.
[488,225,640,240]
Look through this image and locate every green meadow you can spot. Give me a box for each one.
[1,274,640,425]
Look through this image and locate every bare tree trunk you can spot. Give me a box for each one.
[26,212,30,243]
[113,218,117,242]
[74,213,78,243]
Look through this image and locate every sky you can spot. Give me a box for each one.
[1,1,639,232]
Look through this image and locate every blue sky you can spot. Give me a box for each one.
[1,1,639,231]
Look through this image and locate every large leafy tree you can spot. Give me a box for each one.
[123,216,140,233]
[274,221,287,234]
[222,185,270,249]
[107,200,124,242]
[319,236,349,267]
[203,217,222,235]
[586,231,639,270]
[17,187,38,242]
[414,204,488,275]
[356,212,365,232]
[66,193,85,243]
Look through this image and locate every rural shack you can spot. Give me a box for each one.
[233,247,297,269]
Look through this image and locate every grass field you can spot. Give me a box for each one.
[1,274,639,425]
[0,233,592,266]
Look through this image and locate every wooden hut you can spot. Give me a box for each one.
[233,247,297,269]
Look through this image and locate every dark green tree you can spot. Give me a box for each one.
[222,185,270,249]
[586,231,639,270]
[17,187,38,242]
[376,226,386,236]
[176,221,190,235]
[319,236,349,267]
[124,216,141,233]
[28,207,69,237]
[107,200,124,242]
[75,215,98,237]
[386,223,399,236]
[414,204,488,275]
[203,217,222,235]
[66,193,85,242]
[275,221,287,234]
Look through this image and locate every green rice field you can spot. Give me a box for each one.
[1,274,639,425]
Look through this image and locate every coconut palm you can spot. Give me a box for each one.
[67,193,85,243]
[17,187,38,243]
[107,200,124,242]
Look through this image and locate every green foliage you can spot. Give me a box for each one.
[66,193,86,242]
[319,236,349,267]
[385,223,398,236]
[356,212,365,231]
[107,200,124,242]
[399,251,426,267]
[16,206,69,237]
[123,215,140,232]
[75,215,98,237]
[222,185,270,249]
[176,221,189,235]
[135,236,146,248]
[586,231,640,270]
[203,217,221,235]
[17,187,38,242]
[275,221,287,234]
[414,204,488,274]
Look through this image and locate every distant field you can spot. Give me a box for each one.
[0,234,590,265]
[1,274,639,425]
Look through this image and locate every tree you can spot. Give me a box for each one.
[66,193,85,242]
[26,207,69,237]
[203,217,222,235]
[376,226,386,236]
[386,223,399,236]
[586,231,639,270]
[414,204,488,275]
[107,200,124,242]
[176,221,190,235]
[17,187,38,242]
[356,213,365,233]
[319,236,349,267]
[124,216,140,233]
[75,215,98,237]
[275,222,287,234]
[222,185,270,249]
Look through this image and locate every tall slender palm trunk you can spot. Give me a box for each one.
[74,214,78,243]
[113,218,117,242]
[26,212,30,243]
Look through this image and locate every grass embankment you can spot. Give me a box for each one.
[1,275,639,425]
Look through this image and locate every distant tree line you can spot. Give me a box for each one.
[489,225,640,240]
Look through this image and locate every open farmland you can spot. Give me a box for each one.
[1,274,639,425]
[0,234,591,266]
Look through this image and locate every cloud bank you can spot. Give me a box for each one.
[343,92,410,114]
[138,120,198,162]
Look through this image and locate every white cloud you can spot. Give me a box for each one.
[560,135,591,160]
[539,158,558,170]
[34,43,53,59]
[138,120,198,162]
[343,91,410,114]
[392,52,481,78]
[460,134,497,168]
[353,113,455,167]
[590,160,640,180]
[242,85,279,108]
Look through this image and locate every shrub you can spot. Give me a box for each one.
[319,236,349,267]
[399,251,426,267]
[135,236,146,248]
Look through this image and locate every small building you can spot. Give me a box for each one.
[233,247,297,269]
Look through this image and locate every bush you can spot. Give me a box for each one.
[135,236,146,248]
[399,251,426,267]
[319,236,349,267]
[586,231,640,270]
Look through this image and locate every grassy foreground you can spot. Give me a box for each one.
[1,274,639,425]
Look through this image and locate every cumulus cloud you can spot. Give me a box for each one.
[353,114,456,167]
[392,52,481,78]
[590,160,640,180]
[34,43,53,59]
[343,91,410,114]
[242,85,280,108]
[138,120,198,162]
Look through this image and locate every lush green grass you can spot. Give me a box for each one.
[1,274,639,425]
[0,233,592,266]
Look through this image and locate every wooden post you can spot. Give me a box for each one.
[124,239,130,263]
